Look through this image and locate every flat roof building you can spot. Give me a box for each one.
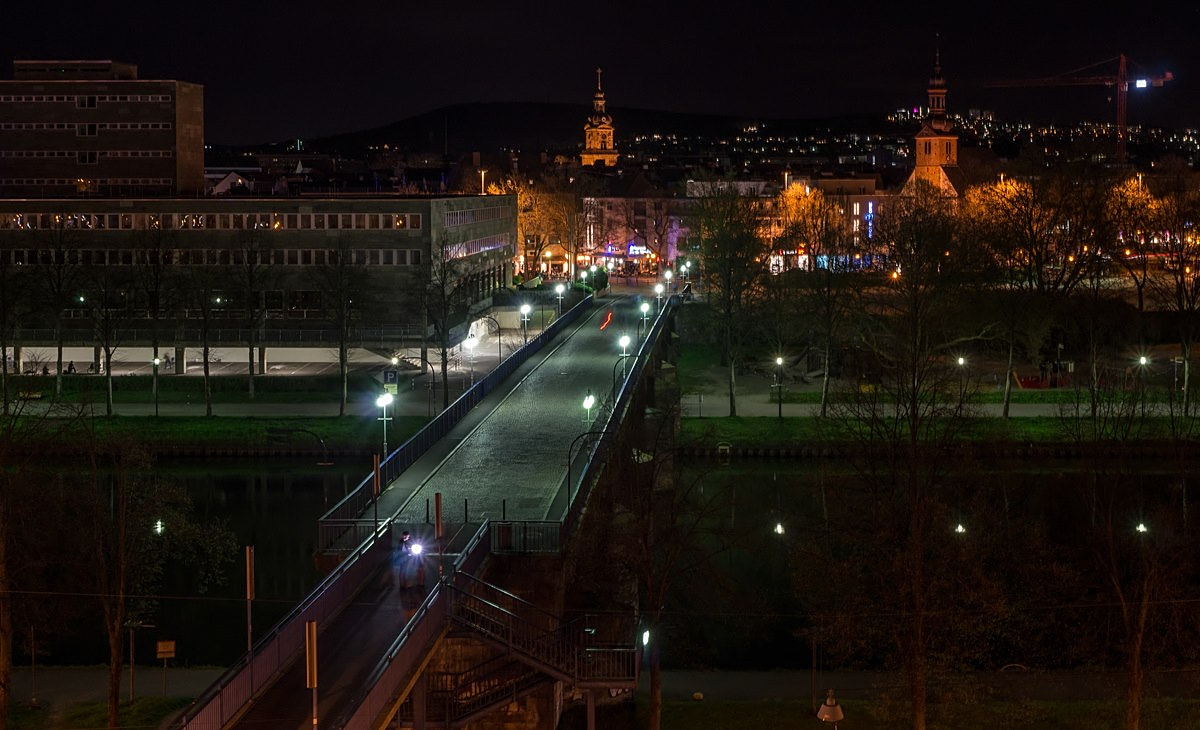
[0,60,204,198]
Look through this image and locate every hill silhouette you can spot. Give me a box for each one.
[285,102,891,157]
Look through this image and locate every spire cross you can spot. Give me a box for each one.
[596,67,603,92]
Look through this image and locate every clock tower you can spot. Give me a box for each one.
[581,68,618,168]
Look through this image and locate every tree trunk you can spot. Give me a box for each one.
[105,619,122,730]
[103,347,114,417]
[820,334,832,418]
[0,492,11,730]
[246,340,255,399]
[54,318,63,397]
[1002,338,1015,420]
[338,340,348,417]
[0,335,9,416]
[440,346,450,410]
[203,341,213,417]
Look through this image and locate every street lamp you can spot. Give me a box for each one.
[555,283,565,316]
[654,283,665,309]
[639,301,650,336]
[664,269,673,291]
[463,336,478,385]
[775,356,784,419]
[619,334,631,358]
[817,689,844,727]
[375,392,393,456]
[583,389,595,423]
[520,303,531,345]
[152,357,160,417]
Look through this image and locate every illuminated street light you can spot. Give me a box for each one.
[152,357,161,417]
[619,334,630,358]
[520,303,531,345]
[583,389,596,422]
[817,689,844,727]
[664,269,673,290]
[555,283,565,315]
[774,356,784,419]
[654,283,664,309]
[375,392,394,456]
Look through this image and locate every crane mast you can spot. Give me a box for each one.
[986,54,1173,164]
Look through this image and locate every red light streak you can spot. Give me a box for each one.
[599,311,613,330]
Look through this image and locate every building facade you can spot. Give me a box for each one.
[903,52,964,197]
[0,60,204,197]
[0,195,516,366]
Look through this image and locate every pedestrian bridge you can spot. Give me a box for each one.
[176,293,678,729]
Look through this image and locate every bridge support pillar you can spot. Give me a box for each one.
[587,688,596,730]
[175,347,186,374]
[412,672,426,729]
[92,347,101,374]
[258,347,267,375]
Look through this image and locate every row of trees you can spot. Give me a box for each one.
[695,167,1200,423]
[683,166,1200,730]
[0,227,384,416]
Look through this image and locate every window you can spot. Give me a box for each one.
[409,214,421,229]
[381,250,394,265]
[394,214,407,229]
[300,214,311,229]
[78,151,98,165]
[368,214,379,229]
[355,214,366,229]
[76,95,97,109]
[287,250,299,265]
[314,214,325,229]
[301,250,313,265]
[409,249,421,265]
[327,214,338,229]
[77,123,97,137]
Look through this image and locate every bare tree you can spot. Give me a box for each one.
[28,216,85,396]
[130,225,179,407]
[310,236,373,415]
[691,183,771,416]
[81,256,133,417]
[231,226,275,399]
[826,179,983,730]
[0,233,31,414]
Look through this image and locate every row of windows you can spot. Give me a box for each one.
[0,150,173,158]
[444,234,512,260]
[0,122,173,131]
[0,94,173,104]
[0,178,172,186]
[0,212,425,231]
[0,247,425,267]
[443,205,508,227]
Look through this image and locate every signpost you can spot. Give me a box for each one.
[156,640,176,696]
[383,369,399,395]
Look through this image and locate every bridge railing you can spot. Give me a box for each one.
[177,521,392,730]
[560,297,677,536]
[317,296,594,553]
[336,522,494,730]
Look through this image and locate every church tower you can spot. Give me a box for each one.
[581,68,618,168]
[904,46,963,197]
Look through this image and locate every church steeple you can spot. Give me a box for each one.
[926,38,949,130]
[905,42,963,198]
[581,67,618,167]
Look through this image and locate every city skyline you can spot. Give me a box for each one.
[7,1,1199,145]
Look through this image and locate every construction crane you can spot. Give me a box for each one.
[986,54,1173,164]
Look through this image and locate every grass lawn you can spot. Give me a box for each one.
[557,696,1200,730]
[8,696,192,730]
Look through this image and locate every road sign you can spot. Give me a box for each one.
[383,369,398,394]
[156,640,176,659]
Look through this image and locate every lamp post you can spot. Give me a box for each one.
[619,334,631,380]
[375,392,393,456]
[654,283,664,310]
[566,429,613,503]
[664,268,673,291]
[817,689,844,728]
[479,169,487,194]
[775,356,784,419]
[520,304,531,345]
[583,389,595,424]
[612,352,644,402]
[463,336,477,386]
[555,283,565,316]
[639,301,650,337]
[152,357,160,417]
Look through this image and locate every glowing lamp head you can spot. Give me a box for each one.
[520,303,531,316]
[555,283,565,295]
[410,542,423,555]
[619,335,631,350]
[640,302,650,314]
[376,393,394,408]
[583,393,596,410]
[655,283,664,295]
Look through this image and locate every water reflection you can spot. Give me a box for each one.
[156,457,370,666]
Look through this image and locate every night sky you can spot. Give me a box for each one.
[7,1,1199,145]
